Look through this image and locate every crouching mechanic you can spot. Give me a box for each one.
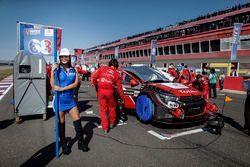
[192,74,218,114]
[91,59,125,134]
[192,74,209,100]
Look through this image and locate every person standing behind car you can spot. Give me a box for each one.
[74,63,88,105]
[176,64,191,84]
[50,48,89,155]
[167,63,178,78]
[208,68,217,98]
[91,59,125,134]
[82,64,90,81]
[219,71,225,90]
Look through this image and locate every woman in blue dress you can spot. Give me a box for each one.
[50,48,89,155]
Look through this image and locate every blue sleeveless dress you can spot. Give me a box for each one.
[56,66,77,112]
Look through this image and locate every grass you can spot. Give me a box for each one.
[0,69,13,81]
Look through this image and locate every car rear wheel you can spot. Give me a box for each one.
[136,95,154,122]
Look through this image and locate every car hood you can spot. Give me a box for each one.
[148,82,202,96]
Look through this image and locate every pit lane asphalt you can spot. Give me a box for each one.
[0,81,249,167]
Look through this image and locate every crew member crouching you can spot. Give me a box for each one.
[192,74,209,100]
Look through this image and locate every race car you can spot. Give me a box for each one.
[120,66,210,124]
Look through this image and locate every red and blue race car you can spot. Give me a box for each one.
[120,66,215,124]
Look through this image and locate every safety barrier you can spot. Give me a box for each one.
[222,76,245,91]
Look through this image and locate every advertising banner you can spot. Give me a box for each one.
[18,22,62,58]
[150,39,157,64]
[115,46,119,60]
[231,23,243,62]
[24,27,54,56]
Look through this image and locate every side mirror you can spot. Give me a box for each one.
[130,79,139,87]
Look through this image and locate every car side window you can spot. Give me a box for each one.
[121,72,133,85]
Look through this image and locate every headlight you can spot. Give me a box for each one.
[158,93,180,109]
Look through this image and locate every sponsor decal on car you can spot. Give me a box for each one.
[160,83,188,89]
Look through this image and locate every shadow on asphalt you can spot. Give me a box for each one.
[78,100,93,113]
[124,108,206,130]
[20,142,56,167]
[16,109,55,123]
[151,120,207,130]
[0,118,14,129]
[66,116,100,151]
[82,116,101,145]
[222,115,245,132]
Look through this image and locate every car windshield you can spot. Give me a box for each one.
[124,66,170,83]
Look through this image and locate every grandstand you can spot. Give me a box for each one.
[83,3,250,76]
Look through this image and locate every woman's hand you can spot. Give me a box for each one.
[53,85,64,92]
[51,63,59,72]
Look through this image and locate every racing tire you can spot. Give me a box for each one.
[136,95,154,122]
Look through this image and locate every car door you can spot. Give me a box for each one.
[121,71,141,109]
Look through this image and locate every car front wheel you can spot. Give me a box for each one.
[136,95,154,122]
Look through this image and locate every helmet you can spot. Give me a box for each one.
[59,48,70,56]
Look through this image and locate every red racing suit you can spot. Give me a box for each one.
[192,79,209,100]
[190,70,196,82]
[167,67,178,78]
[91,66,124,131]
[177,68,191,84]
[76,67,88,75]
[192,77,218,113]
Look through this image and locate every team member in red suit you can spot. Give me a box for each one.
[190,69,196,82]
[192,74,209,100]
[167,63,178,78]
[74,64,88,104]
[91,59,124,134]
[191,74,217,113]
[177,65,191,84]
[117,61,126,71]
[75,64,88,75]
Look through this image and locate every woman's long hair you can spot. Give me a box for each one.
[59,55,73,69]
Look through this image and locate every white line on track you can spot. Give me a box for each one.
[0,84,13,101]
[97,122,127,128]
[148,128,205,140]
[0,82,12,85]
[217,93,226,96]
[85,110,94,114]
[0,85,9,88]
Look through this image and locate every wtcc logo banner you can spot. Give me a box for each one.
[24,27,54,56]
[231,23,243,62]
[18,21,62,57]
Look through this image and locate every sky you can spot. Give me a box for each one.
[0,0,249,60]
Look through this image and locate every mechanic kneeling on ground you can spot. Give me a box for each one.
[192,74,209,100]
[91,59,125,134]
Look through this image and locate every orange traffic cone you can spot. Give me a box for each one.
[225,96,232,102]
